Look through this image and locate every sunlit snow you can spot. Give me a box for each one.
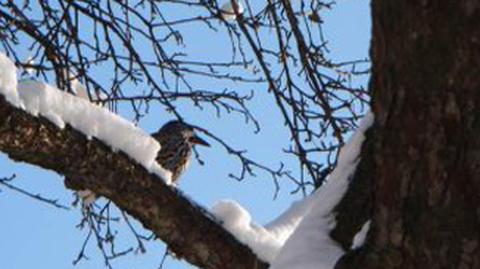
[212,113,374,267]
[0,52,172,183]
[0,53,23,107]
[212,195,316,262]
[272,112,373,268]
[351,220,371,250]
[220,1,244,21]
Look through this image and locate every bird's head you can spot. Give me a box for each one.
[158,120,210,147]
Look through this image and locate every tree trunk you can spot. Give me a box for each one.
[2,2,480,269]
[336,1,480,268]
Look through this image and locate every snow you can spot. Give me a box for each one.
[220,1,244,21]
[271,112,374,269]
[211,196,315,262]
[0,52,172,183]
[351,220,371,250]
[24,56,35,76]
[264,194,317,244]
[212,200,278,261]
[71,77,89,100]
[77,189,97,208]
[212,112,374,267]
[0,53,23,107]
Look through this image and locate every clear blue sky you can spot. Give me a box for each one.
[0,2,370,268]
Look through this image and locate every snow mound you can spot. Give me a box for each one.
[351,220,371,250]
[0,53,23,107]
[0,52,171,183]
[213,201,281,262]
[220,1,244,21]
[212,113,374,267]
[271,112,374,269]
[211,194,317,262]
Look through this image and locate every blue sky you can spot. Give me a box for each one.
[0,1,371,268]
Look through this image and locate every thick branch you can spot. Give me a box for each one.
[0,95,268,269]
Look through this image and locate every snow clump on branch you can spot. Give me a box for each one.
[0,52,172,183]
[212,112,374,268]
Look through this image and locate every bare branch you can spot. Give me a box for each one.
[0,174,69,210]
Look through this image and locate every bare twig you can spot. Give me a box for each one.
[0,174,69,210]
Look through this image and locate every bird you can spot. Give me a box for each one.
[151,120,210,183]
[75,120,208,208]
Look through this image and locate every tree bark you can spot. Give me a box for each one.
[335,1,480,268]
[0,95,268,269]
[2,2,480,269]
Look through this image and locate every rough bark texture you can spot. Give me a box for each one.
[2,2,480,269]
[336,1,480,269]
[0,95,268,269]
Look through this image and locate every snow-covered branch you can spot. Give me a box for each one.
[0,54,268,269]
[0,51,377,269]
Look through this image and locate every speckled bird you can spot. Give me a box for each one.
[151,120,210,183]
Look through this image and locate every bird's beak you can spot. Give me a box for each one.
[190,135,210,147]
